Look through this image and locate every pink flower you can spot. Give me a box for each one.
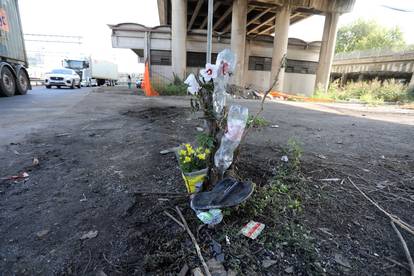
[200,63,218,82]
[215,49,235,75]
[219,61,230,75]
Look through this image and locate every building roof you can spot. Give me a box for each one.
[157,0,355,36]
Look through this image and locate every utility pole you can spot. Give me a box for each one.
[206,0,214,64]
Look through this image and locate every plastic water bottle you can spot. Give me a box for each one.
[214,105,248,174]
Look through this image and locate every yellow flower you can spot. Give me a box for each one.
[185,144,194,154]
[197,153,206,160]
[196,147,202,153]
[205,149,211,155]
[184,156,191,163]
[179,150,186,156]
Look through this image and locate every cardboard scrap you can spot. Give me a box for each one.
[240,221,265,239]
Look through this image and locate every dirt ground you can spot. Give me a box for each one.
[0,87,413,275]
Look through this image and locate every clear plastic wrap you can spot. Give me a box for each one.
[214,105,249,173]
[212,49,236,116]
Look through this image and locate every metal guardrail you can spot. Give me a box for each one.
[30,77,44,86]
[334,49,414,61]
[151,70,174,88]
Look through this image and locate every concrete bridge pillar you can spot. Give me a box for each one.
[171,0,187,79]
[270,4,291,91]
[315,12,340,92]
[230,0,247,87]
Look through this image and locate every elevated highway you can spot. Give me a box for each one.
[331,49,414,87]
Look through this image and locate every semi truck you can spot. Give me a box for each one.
[63,58,118,86]
[0,0,31,97]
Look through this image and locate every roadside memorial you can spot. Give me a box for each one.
[178,49,254,224]
[174,47,287,226]
[163,38,288,274]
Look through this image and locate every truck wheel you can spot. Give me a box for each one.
[0,66,16,97]
[16,69,29,95]
[46,85,51,89]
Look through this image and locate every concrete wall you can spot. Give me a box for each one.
[245,39,320,95]
[284,73,317,96]
[246,70,316,96]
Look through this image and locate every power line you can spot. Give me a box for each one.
[25,39,82,44]
[25,33,83,39]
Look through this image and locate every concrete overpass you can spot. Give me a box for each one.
[110,0,356,93]
[331,49,414,87]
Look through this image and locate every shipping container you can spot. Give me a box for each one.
[0,0,30,96]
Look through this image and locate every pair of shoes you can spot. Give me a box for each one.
[191,178,254,210]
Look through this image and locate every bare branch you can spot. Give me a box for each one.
[348,177,414,236]
[391,221,414,276]
[175,207,211,276]
[241,54,287,142]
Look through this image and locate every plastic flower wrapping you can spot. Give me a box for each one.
[216,48,236,75]
[213,49,236,116]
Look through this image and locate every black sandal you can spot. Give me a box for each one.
[191,178,254,210]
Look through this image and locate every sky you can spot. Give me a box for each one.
[19,0,414,74]
[289,0,414,43]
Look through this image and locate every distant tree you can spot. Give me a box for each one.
[335,19,406,53]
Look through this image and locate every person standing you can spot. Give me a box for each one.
[127,75,132,89]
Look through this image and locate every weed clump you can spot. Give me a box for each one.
[314,79,412,104]
[246,115,270,128]
[154,74,188,96]
[219,139,321,274]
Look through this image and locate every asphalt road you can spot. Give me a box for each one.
[0,86,91,146]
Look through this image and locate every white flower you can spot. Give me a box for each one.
[184,73,200,95]
[281,155,289,163]
[200,63,218,82]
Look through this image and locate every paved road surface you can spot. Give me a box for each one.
[0,86,91,146]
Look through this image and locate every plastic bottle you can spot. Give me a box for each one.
[214,105,248,173]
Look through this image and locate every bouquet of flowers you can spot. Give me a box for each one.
[184,49,248,182]
[185,49,236,118]
[178,144,211,174]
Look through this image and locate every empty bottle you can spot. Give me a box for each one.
[215,105,248,174]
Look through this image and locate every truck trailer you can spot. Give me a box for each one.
[63,58,118,86]
[0,0,31,97]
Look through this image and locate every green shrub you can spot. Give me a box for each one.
[408,86,414,100]
[314,79,412,104]
[196,133,215,149]
[156,74,188,96]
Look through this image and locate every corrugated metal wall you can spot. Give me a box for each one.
[0,0,26,65]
